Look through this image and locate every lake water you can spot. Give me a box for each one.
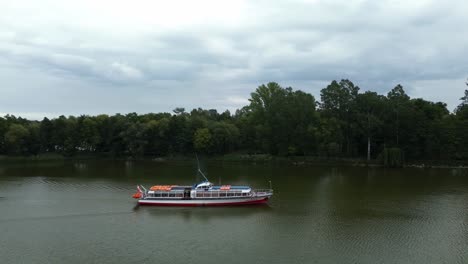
[0,160,467,263]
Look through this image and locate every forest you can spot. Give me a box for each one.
[1,79,467,164]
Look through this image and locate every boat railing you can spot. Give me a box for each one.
[195,190,251,198]
[253,189,274,195]
[147,190,184,198]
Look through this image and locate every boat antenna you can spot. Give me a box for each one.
[195,153,209,182]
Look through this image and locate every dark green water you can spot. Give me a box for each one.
[0,161,467,264]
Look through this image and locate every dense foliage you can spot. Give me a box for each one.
[1,80,467,163]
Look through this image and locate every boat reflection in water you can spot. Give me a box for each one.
[133,202,273,222]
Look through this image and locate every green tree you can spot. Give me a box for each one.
[108,114,129,156]
[319,79,360,156]
[173,107,186,115]
[39,117,54,152]
[121,122,147,158]
[75,116,100,152]
[209,122,240,154]
[26,123,41,155]
[356,91,385,160]
[94,114,111,153]
[144,118,170,156]
[453,88,468,159]
[168,114,191,154]
[5,124,29,154]
[246,82,316,155]
[386,84,410,146]
[0,117,7,154]
[193,128,212,153]
[455,89,468,117]
[51,115,69,152]
[315,116,342,157]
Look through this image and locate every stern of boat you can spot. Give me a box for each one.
[132,185,147,200]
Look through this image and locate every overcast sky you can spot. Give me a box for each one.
[1,0,467,119]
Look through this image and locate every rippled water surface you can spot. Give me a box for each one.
[0,160,467,263]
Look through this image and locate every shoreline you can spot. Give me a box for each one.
[0,153,467,169]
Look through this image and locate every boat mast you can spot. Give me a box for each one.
[195,154,210,182]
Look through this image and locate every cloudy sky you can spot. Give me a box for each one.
[1,0,467,119]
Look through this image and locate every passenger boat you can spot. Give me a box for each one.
[132,167,273,206]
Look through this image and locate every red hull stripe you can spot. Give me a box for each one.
[138,198,269,207]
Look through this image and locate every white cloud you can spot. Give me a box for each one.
[50,53,95,67]
[109,62,143,80]
[409,78,467,111]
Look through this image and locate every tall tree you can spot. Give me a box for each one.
[356,91,385,160]
[5,124,29,154]
[193,128,212,153]
[453,87,468,159]
[320,79,359,156]
[246,82,316,155]
[386,84,410,146]
[455,89,468,116]
[39,118,54,152]
[0,117,7,154]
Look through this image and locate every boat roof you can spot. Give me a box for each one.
[171,186,191,190]
[149,182,251,191]
[211,186,250,190]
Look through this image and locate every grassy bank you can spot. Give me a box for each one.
[0,153,467,169]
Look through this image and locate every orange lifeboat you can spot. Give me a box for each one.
[150,185,177,191]
[220,185,231,190]
[132,192,142,199]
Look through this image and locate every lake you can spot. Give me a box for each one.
[0,160,467,263]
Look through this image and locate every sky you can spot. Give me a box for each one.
[1,0,467,120]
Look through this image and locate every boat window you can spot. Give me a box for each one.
[169,193,175,197]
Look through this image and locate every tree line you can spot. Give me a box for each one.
[1,79,467,163]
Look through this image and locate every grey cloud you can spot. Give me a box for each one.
[0,0,467,117]
[0,40,146,85]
